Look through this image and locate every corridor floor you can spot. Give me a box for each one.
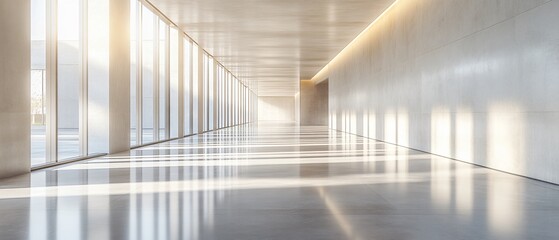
[1,123,559,240]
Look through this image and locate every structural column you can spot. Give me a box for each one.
[299,80,328,126]
[0,0,31,178]
[108,0,131,153]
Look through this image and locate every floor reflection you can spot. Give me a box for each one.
[1,122,559,239]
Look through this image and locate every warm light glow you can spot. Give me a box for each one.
[455,162,473,217]
[0,173,424,200]
[368,111,376,138]
[350,110,357,134]
[431,155,451,210]
[61,153,433,171]
[455,108,474,162]
[397,108,409,147]
[384,145,397,179]
[487,103,525,174]
[330,112,337,129]
[311,0,401,83]
[397,148,409,179]
[317,187,362,240]
[138,142,372,151]
[430,107,451,157]
[362,110,369,138]
[341,110,347,132]
[488,174,524,236]
[384,110,397,144]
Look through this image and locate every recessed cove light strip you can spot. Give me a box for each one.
[310,0,401,83]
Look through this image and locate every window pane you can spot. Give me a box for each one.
[183,38,191,136]
[31,0,47,166]
[227,73,231,126]
[202,54,208,131]
[233,79,237,125]
[58,0,81,160]
[159,20,167,140]
[142,5,155,144]
[235,79,239,125]
[88,0,110,154]
[208,57,214,130]
[169,27,179,138]
[245,87,248,122]
[130,0,138,146]
[217,67,221,128]
[192,44,199,134]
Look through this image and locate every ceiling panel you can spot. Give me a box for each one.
[149,0,396,96]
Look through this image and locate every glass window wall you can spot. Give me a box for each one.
[183,38,192,136]
[169,27,179,138]
[31,0,47,166]
[158,20,168,140]
[57,0,82,160]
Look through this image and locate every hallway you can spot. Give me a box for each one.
[1,123,559,240]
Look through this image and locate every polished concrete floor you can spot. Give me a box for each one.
[2,122,559,240]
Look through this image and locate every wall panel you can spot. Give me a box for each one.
[258,97,295,121]
[325,0,559,183]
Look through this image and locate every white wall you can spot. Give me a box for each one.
[258,96,295,121]
[0,0,31,178]
[300,80,328,126]
[325,0,559,183]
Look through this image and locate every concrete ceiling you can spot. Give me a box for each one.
[149,0,396,96]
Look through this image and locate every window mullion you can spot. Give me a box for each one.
[46,0,59,162]
[80,0,88,156]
